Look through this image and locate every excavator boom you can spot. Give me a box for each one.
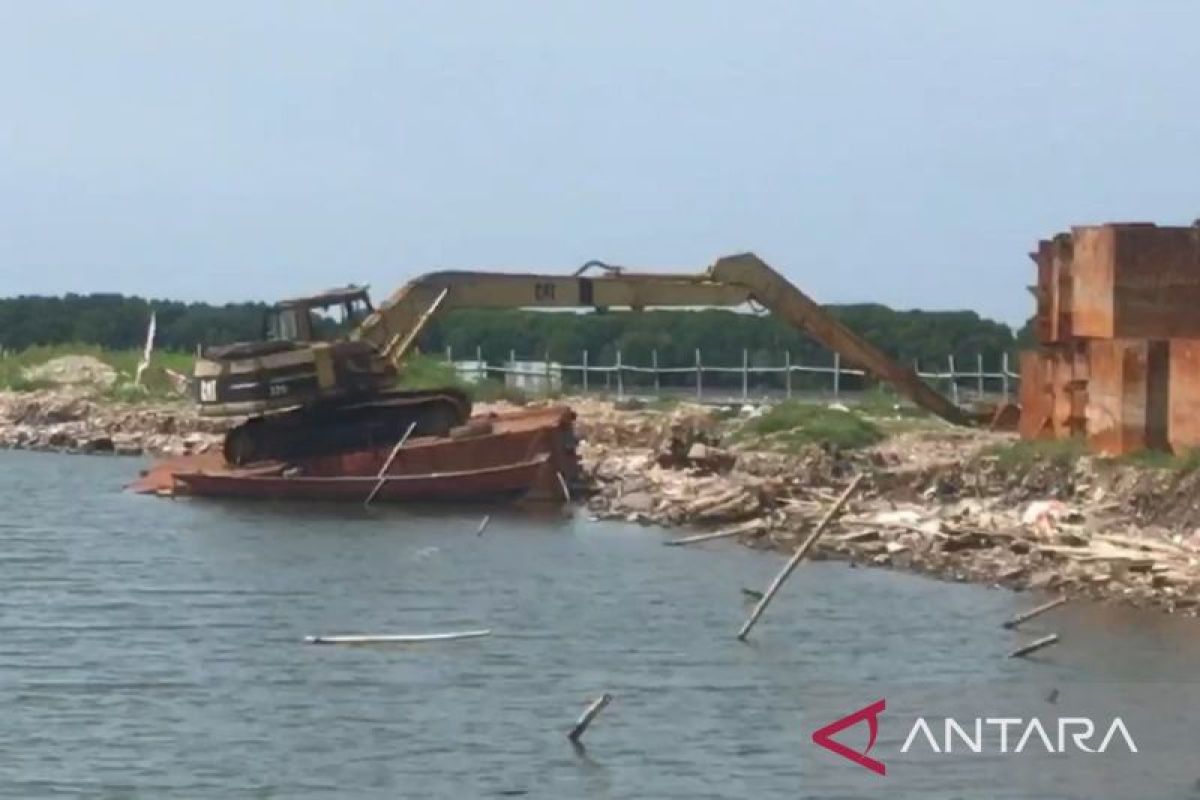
[356,253,969,426]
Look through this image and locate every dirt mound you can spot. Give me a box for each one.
[24,356,118,387]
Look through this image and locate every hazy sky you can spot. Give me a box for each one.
[2,2,1197,323]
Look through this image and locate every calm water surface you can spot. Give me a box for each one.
[1,451,1197,799]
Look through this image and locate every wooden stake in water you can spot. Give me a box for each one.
[1002,597,1067,630]
[567,693,613,744]
[736,474,863,641]
[364,421,418,507]
[1008,633,1060,659]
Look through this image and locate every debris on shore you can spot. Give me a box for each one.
[0,389,228,456]
[574,398,1200,616]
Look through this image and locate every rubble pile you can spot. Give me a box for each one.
[0,390,229,456]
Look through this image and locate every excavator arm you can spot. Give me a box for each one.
[355,253,970,426]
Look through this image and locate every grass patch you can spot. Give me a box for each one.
[397,355,530,405]
[984,438,1087,469]
[855,387,930,419]
[733,401,884,450]
[1116,447,1200,473]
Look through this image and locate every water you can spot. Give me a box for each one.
[1,450,1198,799]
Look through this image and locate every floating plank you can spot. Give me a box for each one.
[664,520,765,546]
[304,629,491,645]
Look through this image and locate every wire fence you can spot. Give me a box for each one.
[441,345,1019,406]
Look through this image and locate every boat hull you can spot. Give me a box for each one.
[174,453,557,503]
[130,405,578,506]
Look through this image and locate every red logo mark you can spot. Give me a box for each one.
[812,699,887,776]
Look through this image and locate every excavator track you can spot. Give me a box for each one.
[223,388,472,466]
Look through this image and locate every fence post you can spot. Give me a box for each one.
[695,348,702,400]
[785,350,792,399]
[510,349,516,391]
[1002,351,1010,400]
[445,344,452,363]
[544,350,551,396]
[476,345,484,382]
[948,354,959,405]
[833,352,841,398]
[976,353,985,398]
[616,349,624,399]
[582,349,589,393]
[742,349,749,401]
[652,349,660,394]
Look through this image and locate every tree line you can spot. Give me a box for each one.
[0,292,1024,370]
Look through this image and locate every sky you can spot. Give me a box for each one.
[1,1,1198,325]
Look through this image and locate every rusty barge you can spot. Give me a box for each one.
[131,405,579,505]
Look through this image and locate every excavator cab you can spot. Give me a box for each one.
[267,287,375,343]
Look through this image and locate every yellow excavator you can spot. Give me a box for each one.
[194,253,969,464]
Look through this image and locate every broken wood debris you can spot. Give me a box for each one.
[574,397,1200,615]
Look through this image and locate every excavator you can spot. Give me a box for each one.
[194,253,970,464]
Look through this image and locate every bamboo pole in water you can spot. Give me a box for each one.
[1008,633,1060,659]
[1002,597,1067,630]
[736,474,864,641]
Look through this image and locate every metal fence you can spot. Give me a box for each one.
[442,345,1019,405]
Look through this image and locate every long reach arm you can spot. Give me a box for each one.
[354,253,970,426]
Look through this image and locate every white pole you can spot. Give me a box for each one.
[976,353,985,398]
[476,345,484,382]
[785,350,792,399]
[833,351,841,398]
[742,348,749,400]
[616,349,624,399]
[948,355,960,405]
[582,349,589,393]
[652,349,660,395]
[695,348,702,400]
[1002,351,1011,400]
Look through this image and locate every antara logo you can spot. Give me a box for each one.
[811,699,888,776]
[812,700,1138,776]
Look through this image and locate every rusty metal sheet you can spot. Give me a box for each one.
[1072,223,1200,339]
[1085,338,1168,455]
[1168,339,1200,454]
